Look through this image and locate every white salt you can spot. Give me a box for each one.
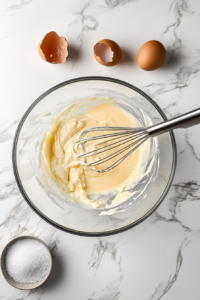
[5,238,50,284]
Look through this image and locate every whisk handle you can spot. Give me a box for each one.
[147,108,200,137]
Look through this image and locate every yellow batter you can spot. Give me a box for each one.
[41,102,147,209]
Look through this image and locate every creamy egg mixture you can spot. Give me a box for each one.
[40,102,151,209]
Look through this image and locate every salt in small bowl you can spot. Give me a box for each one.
[0,235,52,290]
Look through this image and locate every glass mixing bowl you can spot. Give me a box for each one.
[13,77,177,236]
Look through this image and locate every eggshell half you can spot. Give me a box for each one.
[137,40,166,71]
[94,39,122,67]
[38,31,68,64]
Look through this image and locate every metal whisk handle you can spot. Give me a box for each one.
[147,108,200,137]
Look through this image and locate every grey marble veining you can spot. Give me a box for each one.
[1,0,200,299]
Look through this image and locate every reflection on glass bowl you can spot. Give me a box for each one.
[13,77,176,236]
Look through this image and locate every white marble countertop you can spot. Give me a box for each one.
[1,0,200,299]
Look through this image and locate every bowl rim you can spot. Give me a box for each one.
[12,76,177,237]
[0,235,52,290]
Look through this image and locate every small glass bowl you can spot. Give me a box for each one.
[12,77,177,236]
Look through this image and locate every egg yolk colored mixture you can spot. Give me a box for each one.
[41,103,143,209]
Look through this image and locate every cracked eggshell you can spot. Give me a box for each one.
[38,31,68,64]
[94,39,122,67]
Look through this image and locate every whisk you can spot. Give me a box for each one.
[73,108,200,173]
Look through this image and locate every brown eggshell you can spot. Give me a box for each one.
[137,40,166,71]
[94,39,122,67]
[38,31,68,64]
